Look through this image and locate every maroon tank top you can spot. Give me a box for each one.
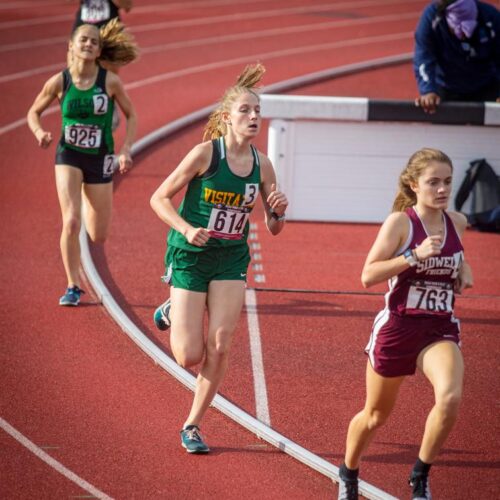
[385,207,464,317]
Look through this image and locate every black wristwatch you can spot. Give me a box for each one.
[270,211,286,221]
[403,248,418,267]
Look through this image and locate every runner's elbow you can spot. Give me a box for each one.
[361,271,374,288]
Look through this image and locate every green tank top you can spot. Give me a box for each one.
[58,66,114,155]
[168,137,261,251]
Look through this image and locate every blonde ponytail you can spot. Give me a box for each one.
[203,63,266,141]
[98,18,139,65]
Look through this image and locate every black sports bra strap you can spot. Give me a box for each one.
[202,139,221,178]
[62,68,72,97]
[96,66,107,91]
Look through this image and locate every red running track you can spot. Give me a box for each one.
[1,1,499,498]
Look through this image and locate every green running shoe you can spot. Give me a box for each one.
[59,286,84,306]
[180,425,210,454]
[153,298,171,330]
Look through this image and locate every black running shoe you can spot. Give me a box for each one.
[338,464,359,500]
[409,473,432,500]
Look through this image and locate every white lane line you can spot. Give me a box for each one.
[0,0,422,51]
[0,105,57,136]
[0,14,72,29]
[132,12,416,58]
[0,62,64,84]
[0,1,63,10]
[0,11,418,84]
[0,35,68,53]
[0,50,412,138]
[127,0,418,35]
[125,31,412,90]
[0,417,113,500]
[0,0,273,29]
[246,276,271,425]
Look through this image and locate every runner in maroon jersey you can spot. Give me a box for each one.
[337,148,473,500]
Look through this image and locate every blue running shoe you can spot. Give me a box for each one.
[59,286,84,306]
[153,298,171,330]
[180,425,210,454]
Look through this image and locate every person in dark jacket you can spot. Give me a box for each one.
[414,0,500,113]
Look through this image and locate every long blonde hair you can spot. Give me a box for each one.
[72,18,139,66]
[203,63,265,141]
[392,148,453,212]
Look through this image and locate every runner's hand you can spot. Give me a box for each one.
[455,261,473,294]
[35,129,52,149]
[118,151,132,174]
[414,235,442,261]
[267,183,288,216]
[185,226,210,247]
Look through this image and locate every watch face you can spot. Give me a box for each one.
[404,249,417,266]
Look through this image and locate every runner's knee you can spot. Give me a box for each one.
[436,389,462,419]
[173,346,204,368]
[209,327,234,357]
[365,409,391,431]
[62,215,81,237]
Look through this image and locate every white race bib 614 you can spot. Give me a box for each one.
[65,124,102,149]
[406,283,453,313]
[207,206,249,240]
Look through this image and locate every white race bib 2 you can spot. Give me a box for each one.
[102,154,117,177]
[93,94,108,115]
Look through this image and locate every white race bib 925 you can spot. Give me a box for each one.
[64,124,102,149]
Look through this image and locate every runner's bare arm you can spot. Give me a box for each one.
[107,72,136,172]
[150,142,212,246]
[361,212,411,287]
[259,153,288,235]
[27,73,62,148]
[448,211,473,292]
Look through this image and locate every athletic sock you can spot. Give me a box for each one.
[411,458,432,476]
[339,463,359,481]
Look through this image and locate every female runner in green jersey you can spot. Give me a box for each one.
[27,21,137,306]
[150,63,288,453]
